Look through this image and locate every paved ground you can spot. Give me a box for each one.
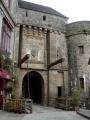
[22,112,88,120]
[32,104,62,113]
[0,110,24,120]
[77,109,90,119]
[0,105,88,120]
[22,105,87,120]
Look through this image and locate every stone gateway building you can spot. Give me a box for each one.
[12,0,90,106]
[14,0,69,106]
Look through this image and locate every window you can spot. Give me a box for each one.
[56,47,61,58]
[1,19,11,53]
[57,49,59,57]
[80,78,84,89]
[26,11,28,17]
[43,16,46,21]
[78,46,84,54]
[57,86,62,97]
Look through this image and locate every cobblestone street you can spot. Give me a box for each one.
[0,105,87,120]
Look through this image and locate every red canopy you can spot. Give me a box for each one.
[0,69,12,80]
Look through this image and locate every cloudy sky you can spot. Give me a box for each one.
[23,0,90,23]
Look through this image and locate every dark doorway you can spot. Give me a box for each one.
[22,71,44,104]
[58,86,62,97]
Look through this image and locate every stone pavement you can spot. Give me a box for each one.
[0,110,24,120]
[77,109,90,119]
[22,105,87,120]
[22,112,87,120]
[0,105,88,120]
[32,104,62,113]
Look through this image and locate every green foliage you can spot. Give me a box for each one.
[0,52,5,61]
[4,58,13,72]
[11,74,19,99]
[0,52,19,98]
[0,52,13,72]
[72,87,80,107]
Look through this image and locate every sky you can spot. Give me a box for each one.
[23,0,90,23]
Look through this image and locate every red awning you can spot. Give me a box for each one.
[0,69,12,80]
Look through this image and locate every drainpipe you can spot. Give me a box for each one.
[18,25,23,66]
[46,30,50,106]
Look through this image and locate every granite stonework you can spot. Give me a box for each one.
[16,7,67,32]
[14,0,68,106]
[66,21,90,97]
[13,0,90,107]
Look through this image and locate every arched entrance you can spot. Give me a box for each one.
[22,71,44,104]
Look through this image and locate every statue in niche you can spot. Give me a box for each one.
[31,49,37,57]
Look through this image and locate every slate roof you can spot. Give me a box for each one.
[18,0,68,19]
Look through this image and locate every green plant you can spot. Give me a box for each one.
[0,52,5,61]
[4,54,13,72]
[72,87,80,109]
[0,52,19,99]
[11,74,19,98]
[0,52,13,72]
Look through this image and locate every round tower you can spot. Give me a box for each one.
[66,21,90,98]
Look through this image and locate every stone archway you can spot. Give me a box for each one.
[22,71,44,104]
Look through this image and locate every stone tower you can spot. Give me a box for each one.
[66,21,90,98]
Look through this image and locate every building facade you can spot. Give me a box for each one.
[14,0,68,106]
[0,0,15,109]
[0,0,89,107]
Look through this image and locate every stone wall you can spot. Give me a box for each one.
[50,32,68,69]
[16,7,67,32]
[14,23,69,104]
[21,25,47,69]
[14,2,69,106]
[66,21,90,97]
[15,69,48,105]
[49,70,63,106]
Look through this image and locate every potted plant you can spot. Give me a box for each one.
[72,87,80,111]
